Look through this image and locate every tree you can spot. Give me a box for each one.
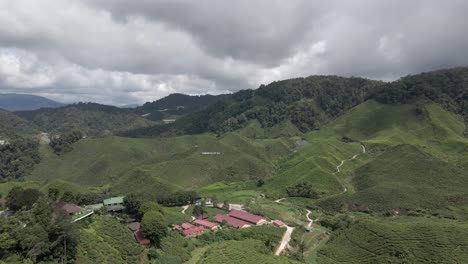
[7,187,41,211]
[192,205,206,217]
[222,200,230,210]
[124,193,144,215]
[47,187,60,202]
[139,201,163,216]
[256,179,265,187]
[141,211,167,246]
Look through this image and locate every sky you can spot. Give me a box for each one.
[0,0,467,105]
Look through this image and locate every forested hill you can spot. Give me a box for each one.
[15,102,156,136]
[133,93,229,121]
[0,111,39,136]
[123,67,468,137]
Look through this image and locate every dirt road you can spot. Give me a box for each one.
[275,225,295,256]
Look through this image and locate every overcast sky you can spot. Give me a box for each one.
[0,0,467,105]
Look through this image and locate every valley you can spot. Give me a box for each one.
[0,67,467,263]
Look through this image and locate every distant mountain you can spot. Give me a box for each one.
[134,93,229,121]
[119,104,140,108]
[15,102,156,136]
[0,93,64,111]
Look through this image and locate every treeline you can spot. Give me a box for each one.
[0,136,40,181]
[16,102,156,136]
[123,67,468,138]
[0,187,79,263]
[123,76,380,137]
[49,130,83,154]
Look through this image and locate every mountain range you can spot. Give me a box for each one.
[0,93,65,111]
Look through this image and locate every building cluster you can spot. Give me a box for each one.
[175,217,220,237]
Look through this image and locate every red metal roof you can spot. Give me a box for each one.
[182,226,205,236]
[229,209,265,224]
[57,202,84,214]
[214,214,250,228]
[133,230,150,245]
[272,220,285,227]
[181,223,195,229]
[193,219,218,228]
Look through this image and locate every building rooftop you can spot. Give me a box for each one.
[127,222,141,232]
[103,196,124,205]
[214,214,250,228]
[182,226,205,236]
[193,219,218,228]
[57,202,84,214]
[229,209,265,224]
[181,223,195,229]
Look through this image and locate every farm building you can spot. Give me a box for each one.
[214,214,251,229]
[56,202,85,215]
[133,230,151,246]
[127,222,141,232]
[193,219,219,230]
[181,223,195,229]
[182,226,205,237]
[229,210,267,225]
[103,196,125,212]
[272,220,285,227]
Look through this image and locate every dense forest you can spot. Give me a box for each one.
[123,67,468,137]
[15,103,156,136]
[0,136,40,181]
[134,93,229,121]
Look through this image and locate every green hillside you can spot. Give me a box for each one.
[317,215,468,263]
[0,111,39,136]
[29,133,293,194]
[16,102,156,136]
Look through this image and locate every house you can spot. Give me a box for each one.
[133,230,151,246]
[214,214,251,229]
[103,196,125,212]
[127,222,141,232]
[57,202,85,215]
[56,202,94,222]
[85,203,104,211]
[272,220,285,227]
[193,219,219,230]
[181,223,195,229]
[229,210,267,225]
[182,226,205,237]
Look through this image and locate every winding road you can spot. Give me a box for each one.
[275,225,295,256]
[181,205,195,221]
[334,144,366,193]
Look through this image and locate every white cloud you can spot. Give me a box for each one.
[0,0,467,104]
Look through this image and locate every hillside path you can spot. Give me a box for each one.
[181,205,189,214]
[305,209,319,229]
[275,198,285,203]
[335,144,366,173]
[275,225,295,256]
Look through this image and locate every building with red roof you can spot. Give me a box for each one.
[214,214,251,229]
[272,220,285,227]
[193,219,219,230]
[181,223,195,229]
[133,230,151,246]
[229,209,267,225]
[182,226,205,237]
[56,202,84,215]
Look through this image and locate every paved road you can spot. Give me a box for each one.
[275,225,295,256]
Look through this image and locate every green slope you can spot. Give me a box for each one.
[29,133,293,194]
[317,216,468,264]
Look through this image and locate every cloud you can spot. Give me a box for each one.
[0,0,467,104]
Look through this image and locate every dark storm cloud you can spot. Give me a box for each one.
[0,0,467,104]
